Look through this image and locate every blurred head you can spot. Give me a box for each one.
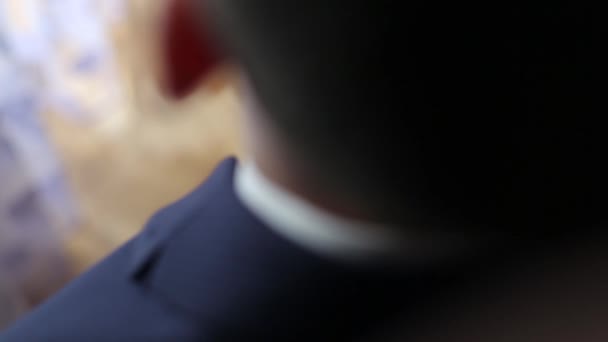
[162,0,608,235]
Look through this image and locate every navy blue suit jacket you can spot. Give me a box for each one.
[0,158,457,341]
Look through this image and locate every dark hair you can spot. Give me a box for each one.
[206,1,607,233]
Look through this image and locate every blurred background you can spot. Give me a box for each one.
[1,0,242,328]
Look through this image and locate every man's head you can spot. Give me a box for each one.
[163,1,608,234]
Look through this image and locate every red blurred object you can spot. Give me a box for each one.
[161,0,221,98]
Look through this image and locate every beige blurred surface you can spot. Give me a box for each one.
[46,85,243,274]
[43,2,244,275]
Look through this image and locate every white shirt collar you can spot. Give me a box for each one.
[234,161,444,264]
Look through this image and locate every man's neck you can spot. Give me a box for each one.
[235,160,411,263]
[252,148,376,223]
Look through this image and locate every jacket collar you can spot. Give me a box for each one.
[128,158,462,340]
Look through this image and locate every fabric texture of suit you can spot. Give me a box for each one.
[0,158,468,341]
